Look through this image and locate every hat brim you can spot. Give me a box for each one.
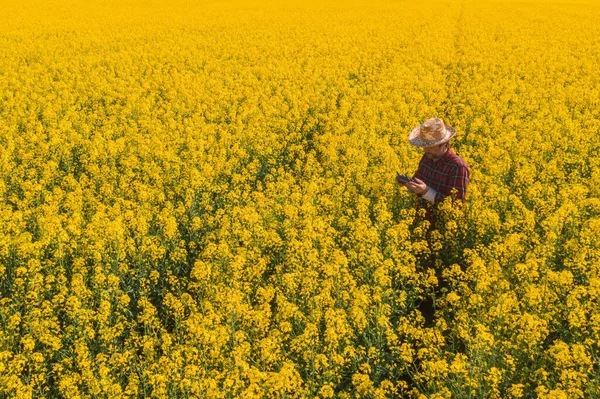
[408,124,456,147]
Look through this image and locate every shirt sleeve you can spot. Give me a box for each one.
[435,165,469,202]
[422,187,437,203]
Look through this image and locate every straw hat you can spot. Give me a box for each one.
[408,118,456,147]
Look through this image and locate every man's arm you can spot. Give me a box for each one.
[410,165,469,203]
[433,165,469,202]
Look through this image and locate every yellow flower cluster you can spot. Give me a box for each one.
[1,0,599,397]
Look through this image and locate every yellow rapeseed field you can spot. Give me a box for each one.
[1,0,599,397]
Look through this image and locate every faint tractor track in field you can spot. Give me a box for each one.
[439,0,472,146]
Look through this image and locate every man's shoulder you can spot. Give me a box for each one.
[444,150,468,168]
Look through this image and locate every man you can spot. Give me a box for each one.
[397,117,470,326]
[397,117,470,206]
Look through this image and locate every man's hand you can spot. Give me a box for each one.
[406,177,428,195]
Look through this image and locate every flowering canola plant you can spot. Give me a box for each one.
[1,0,599,397]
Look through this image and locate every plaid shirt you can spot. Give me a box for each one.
[413,149,470,202]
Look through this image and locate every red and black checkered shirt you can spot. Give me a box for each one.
[413,149,470,202]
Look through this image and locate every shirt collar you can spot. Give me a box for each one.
[428,148,453,163]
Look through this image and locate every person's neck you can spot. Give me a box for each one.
[432,147,449,162]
